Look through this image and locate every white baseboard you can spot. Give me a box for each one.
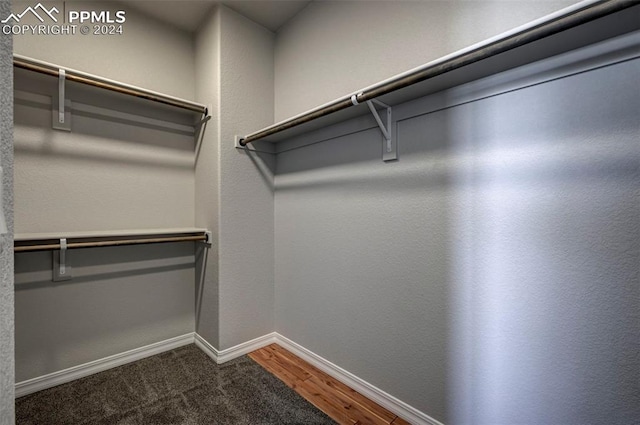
[193,332,217,361]
[195,332,277,364]
[15,333,195,398]
[16,331,439,425]
[274,334,444,425]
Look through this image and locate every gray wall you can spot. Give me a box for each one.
[193,5,276,351]
[274,0,576,120]
[13,1,199,382]
[12,0,277,384]
[0,0,14,421]
[274,31,640,425]
[217,5,275,350]
[194,5,220,347]
[12,0,195,100]
[13,0,196,232]
[15,243,195,381]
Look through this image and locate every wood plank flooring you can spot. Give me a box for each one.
[248,344,411,425]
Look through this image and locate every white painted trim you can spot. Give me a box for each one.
[195,332,277,364]
[186,333,443,423]
[15,331,440,424]
[217,333,277,363]
[274,334,444,425]
[15,333,195,398]
[194,332,219,362]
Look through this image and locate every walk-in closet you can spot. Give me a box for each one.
[0,0,638,424]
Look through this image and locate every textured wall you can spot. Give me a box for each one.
[13,2,199,382]
[0,0,15,422]
[192,5,276,352]
[217,5,275,350]
[274,33,640,424]
[13,223,197,377]
[274,0,577,121]
[15,243,195,381]
[194,5,220,347]
[13,74,196,233]
[12,0,195,100]
[12,0,197,233]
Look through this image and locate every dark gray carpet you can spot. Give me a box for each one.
[16,344,337,424]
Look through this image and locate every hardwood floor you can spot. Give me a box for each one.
[248,344,411,425]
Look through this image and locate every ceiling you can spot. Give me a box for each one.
[118,1,311,33]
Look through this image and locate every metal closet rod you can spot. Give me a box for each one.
[239,0,633,146]
[15,234,208,252]
[13,55,208,115]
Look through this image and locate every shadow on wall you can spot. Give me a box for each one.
[273,58,640,424]
[14,242,197,382]
[13,66,199,233]
[13,68,199,168]
[14,242,195,288]
[242,140,277,191]
[442,62,640,424]
[194,243,210,334]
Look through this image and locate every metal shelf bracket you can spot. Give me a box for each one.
[52,68,71,131]
[58,69,65,123]
[53,238,72,281]
[365,99,397,162]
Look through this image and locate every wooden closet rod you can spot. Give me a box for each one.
[238,0,634,146]
[15,234,208,252]
[13,55,208,115]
